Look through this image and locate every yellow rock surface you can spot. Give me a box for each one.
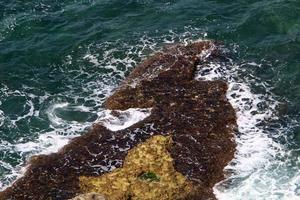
[71,192,106,200]
[79,135,194,200]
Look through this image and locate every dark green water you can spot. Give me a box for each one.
[0,1,299,199]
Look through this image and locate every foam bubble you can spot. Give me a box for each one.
[0,110,4,127]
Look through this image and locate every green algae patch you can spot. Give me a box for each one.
[79,135,194,200]
[138,172,160,182]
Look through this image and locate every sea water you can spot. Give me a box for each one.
[0,1,299,199]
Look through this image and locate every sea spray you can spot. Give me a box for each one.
[194,50,299,199]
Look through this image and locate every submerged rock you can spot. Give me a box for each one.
[0,41,236,200]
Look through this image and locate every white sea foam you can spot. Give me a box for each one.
[194,48,299,199]
[14,132,75,156]
[0,109,4,127]
[98,108,151,131]
[0,15,17,42]
[47,102,70,126]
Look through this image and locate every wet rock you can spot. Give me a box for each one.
[0,41,236,200]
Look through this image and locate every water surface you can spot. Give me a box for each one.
[0,1,299,199]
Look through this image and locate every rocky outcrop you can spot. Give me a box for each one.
[80,135,195,200]
[0,41,236,200]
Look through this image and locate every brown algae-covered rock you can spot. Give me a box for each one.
[0,41,236,200]
[104,41,214,110]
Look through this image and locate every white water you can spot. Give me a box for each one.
[195,52,300,199]
[99,108,151,131]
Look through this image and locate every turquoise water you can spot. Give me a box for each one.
[0,1,299,199]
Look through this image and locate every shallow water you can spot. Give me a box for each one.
[0,1,299,199]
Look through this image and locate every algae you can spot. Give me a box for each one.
[79,135,194,200]
[138,172,160,182]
